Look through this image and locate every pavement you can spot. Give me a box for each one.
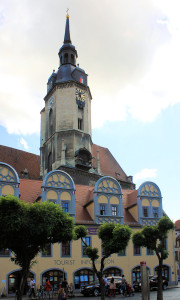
[1,283,180,300]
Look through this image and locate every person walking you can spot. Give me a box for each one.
[45,278,51,299]
[103,275,108,296]
[109,277,116,297]
[29,278,36,298]
[121,274,127,296]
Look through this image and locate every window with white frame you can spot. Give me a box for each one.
[112,205,117,216]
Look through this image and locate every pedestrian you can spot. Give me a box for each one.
[29,278,36,298]
[61,277,68,295]
[121,274,126,295]
[103,275,108,296]
[109,277,116,297]
[58,288,66,300]
[68,283,74,298]
[45,278,51,299]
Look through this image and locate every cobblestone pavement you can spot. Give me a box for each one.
[76,287,180,300]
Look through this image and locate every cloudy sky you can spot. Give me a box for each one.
[0,0,180,221]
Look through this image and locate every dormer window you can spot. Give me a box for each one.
[112,205,117,216]
[143,207,148,218]
[153,207,158,218]
[100,204,106,215]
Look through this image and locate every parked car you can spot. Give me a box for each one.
[80,276,123,297]
[80,280,101,297]
[133,275,168,292]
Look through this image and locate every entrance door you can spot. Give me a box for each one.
[42,270,64,291]
[8,271,34,295]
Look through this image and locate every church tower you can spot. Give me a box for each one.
[40,12,92,177]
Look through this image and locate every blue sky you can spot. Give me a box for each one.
[0,0,180,221]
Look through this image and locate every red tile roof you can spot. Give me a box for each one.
[0,145,40,180]
[175,220,180,230]
[92,144,128,181]
[19,179,42,203]
[17,179,139,226]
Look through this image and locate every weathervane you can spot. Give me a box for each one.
[66,8,69,18]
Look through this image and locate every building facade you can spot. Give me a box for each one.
[0,13,177,295]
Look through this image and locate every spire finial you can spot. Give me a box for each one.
[66,8,69,19]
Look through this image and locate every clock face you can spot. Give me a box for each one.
[76,88,85,108]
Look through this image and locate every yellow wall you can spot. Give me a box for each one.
[0,228,176,294]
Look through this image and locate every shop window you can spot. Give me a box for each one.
[100,204,106,215]
[0,248,10,257]
[74,269,95,289]
[82,237,91,257]
[133,244,141,256]
[62,202,69,212]
[42,270,63,291]
[155,265,169,280]
[41,243,52,257]
[61,241,71,257]
[103,267,122,277]
[143,207,148,218]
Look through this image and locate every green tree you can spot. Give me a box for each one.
[132,216,174,300]
[74,223,132,300]
[0,195,74,300]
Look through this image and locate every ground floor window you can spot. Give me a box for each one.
[8,271,34,295]
[155,265,169,280]
[103,267,122,277]
[132,266,150,283]
[74,269,95,289]
[42,269,64,291]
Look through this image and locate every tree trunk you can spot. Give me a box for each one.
[17,267,29,300]
[97,273,105,300]
[157,259,163,300]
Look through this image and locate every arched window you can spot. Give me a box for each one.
[103,267,122,277]
[154,265,170,280]
[41,170,75,218]
[64,53,68,63]
[71,54,74,64]
[0,162,19,197]
[49,109,53,136]
[137,181,163,225]
[74,268,95,289]
[94,176,123,224]
[48,152,52,172]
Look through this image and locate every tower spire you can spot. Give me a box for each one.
[64,9,71,44]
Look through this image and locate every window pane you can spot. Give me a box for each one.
[143,207,148,217]
[112,206,117,216]
[42,244,51,257]
[62,202,69,212]
[62,241,70,257]
[100,205,105,215]
[153,207,158,218]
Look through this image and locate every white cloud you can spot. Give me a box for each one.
[20,137,29,150]
[0,0,179,133]
[134,168,158,183]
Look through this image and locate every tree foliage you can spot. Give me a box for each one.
[132,216,174,300]
[0,195,74,300]
[74,223,132,300]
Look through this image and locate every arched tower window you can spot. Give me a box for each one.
[0,162,19,197]
[49,109,53,137]
[71,54,74,64]
[64,53,68,64]
[137,181,163,225]
[41,170,75,218]
[48,152,52,172]
[94,176,123,224]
